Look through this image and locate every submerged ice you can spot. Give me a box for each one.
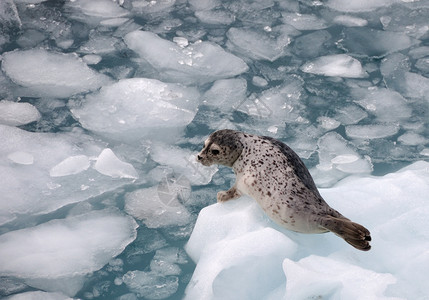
[1,0,429,299]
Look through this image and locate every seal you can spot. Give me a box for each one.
[197,129,371,251]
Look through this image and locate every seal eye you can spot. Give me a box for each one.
[211,149,220,155]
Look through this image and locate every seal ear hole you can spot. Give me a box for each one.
[211,149,220,155]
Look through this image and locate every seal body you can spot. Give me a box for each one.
[197,129,371,251]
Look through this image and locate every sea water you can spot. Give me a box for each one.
[0,0,429,299]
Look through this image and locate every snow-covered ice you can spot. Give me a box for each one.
[185,162,429,300]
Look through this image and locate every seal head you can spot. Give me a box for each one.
[197,129,243,167]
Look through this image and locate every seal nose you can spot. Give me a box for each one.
[197,155,202,161]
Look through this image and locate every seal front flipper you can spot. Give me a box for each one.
[320,215,371,251]
[217,185,241,203]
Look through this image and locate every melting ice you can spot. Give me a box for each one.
[1,0,429,299]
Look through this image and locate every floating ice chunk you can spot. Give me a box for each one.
[195,9,235,25]
[345,124,400,139]
[202,78,247,109]
[282,12,328,30]
[317,116,340,130]
[5,291,72,300]
[70,78,199,142]
[409,46,429,59]
[0,209,138,296]
[124,186,192,228]
[340,27,419,58]
[352,88,412,123]
[420,148,429,156]
[317,132,372,176]
[398,132,428,146]
[7,151,34,165]
[334,104,368,125]
[123,270,178,300]
[415,57,429,74]
[130,0,176,15]
[49,155,91,177]
[292,30,332,58]
[282,256,397,299]
[301,54,367,78]
[65,0,129,24]
[326,0,399,12]
[333,15,368,27]
[189,0,220,10]
[124,30,248,84]
[226,27,290,61]
[0,125,136,226]
[82,54,102,65]
[150,143,218,185]
[252,76,268,87]
[94,148,138,179]
[1,49,111,98]
[0,100,41,126]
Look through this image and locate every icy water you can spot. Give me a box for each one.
[1,0,429,299]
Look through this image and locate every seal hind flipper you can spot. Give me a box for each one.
[320,216,371,251]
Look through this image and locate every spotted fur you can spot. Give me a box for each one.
[197,129,371,251]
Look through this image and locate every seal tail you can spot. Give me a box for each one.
[321,216,371,251]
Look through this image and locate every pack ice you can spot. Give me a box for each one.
[185,161,429,299]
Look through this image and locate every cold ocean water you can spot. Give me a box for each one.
[1,0,429,299]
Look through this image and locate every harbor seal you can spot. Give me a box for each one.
[197,129,371,251]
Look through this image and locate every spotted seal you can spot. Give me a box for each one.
[197,129,371,251]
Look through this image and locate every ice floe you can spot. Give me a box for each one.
[70,78,199,142]
[1,49,111,98]
[185,161,429,299]
[0,209,138,296]
[124,30,248,84]
[0,100,40,126]
[301,54,367,78]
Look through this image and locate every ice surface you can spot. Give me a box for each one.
[226,27,291,62]
[0,125,137,226]
[70,78,199,142]
[65,0,129,25]
[340,28,419,58]
[125,186,193,228]
[1,49,111,98]
[301,54,367,78]
[282,12,328,30]
[0,100,40,126]
[124,30,248,84]
[345,124,400,139]
[123,270,179,300]
[0,209,138,296]
[352,88,412,123]
[326,0,400,12]
[94,148,138,179]
[186,162,429,299]
[333,15,368,27]
[5,291,72,300]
